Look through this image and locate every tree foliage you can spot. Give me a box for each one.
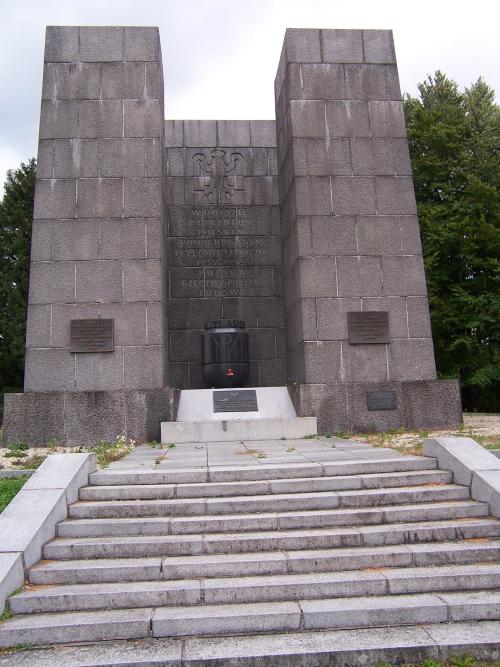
[404,73,500,411]
[0,159,36,416]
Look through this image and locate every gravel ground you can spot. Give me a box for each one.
[348,413,500,456]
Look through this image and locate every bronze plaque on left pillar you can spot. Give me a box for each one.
[70,319,114,353]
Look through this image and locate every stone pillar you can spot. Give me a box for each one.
[275,29,462,432]
[2,26,174,445]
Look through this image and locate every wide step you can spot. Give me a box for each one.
[2,591,500,647]
[69,485,470,519]
[88,456,437,485]
[11,563,500,614]
[79,469,452,501]
[29,539,500,584]
[58,500,488,537]
[44,517,500,559]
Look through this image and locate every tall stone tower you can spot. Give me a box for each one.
[274,29,461,432]
[4,27,175,444]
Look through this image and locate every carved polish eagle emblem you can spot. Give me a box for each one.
[192,149,245,203]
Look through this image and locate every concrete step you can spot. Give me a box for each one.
[30,557,163,584]
[57,500,489,537]
[4,622,500,666]
[68,485,470,520]
[161,416,318,443]
[2,591,500,647]
[44,517,500,559]
[150,590,500,637]
[11,563,500,614]
[79,469,453,501]
[0,608,152,648]
[30,539,500,585]
[88,456,437,486]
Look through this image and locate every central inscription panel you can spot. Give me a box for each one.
[165,141,285,389]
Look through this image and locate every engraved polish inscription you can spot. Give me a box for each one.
[348,312,390,344]
[70,319,114,353]
[170,206,273,237]
[367,390,397,411]
[171,236,278,267]
[171,267,274,299]
[213,389,258,412]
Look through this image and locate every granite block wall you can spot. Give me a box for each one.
[26,26,167,392]
[164,120,286,388]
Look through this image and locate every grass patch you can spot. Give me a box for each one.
[303,434,318,439]
[0,476,29,513]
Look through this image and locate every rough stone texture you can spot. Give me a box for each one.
[2,389,178,447]
[402,380,463,430]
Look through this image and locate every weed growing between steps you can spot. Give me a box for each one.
[87,435,135,468]
[0,475,28,513]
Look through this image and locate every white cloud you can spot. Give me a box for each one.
[0,0,498,188]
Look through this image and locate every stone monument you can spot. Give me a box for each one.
[2,26,462,445]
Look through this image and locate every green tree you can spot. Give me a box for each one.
[404,73,500,411]
[0,159,36,420]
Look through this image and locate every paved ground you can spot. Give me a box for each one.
[105,437,400,470]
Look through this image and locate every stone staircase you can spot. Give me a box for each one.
[1,450,500,651]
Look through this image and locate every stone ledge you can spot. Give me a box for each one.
[424,437,500,518]
[0,453,95,613]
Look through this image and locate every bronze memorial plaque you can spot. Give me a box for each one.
[213,390,258,412]
[348,311,390,344]
[70,319,114,353]
[367,390,397,411]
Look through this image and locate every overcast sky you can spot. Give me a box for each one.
[0,0,498,191]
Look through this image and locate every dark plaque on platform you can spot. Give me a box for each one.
[213,389,258,413]
[348,311,389,344]
[367,390,397,411]
[70,319,114,353]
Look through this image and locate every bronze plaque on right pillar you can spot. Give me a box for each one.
[347,312,390,344]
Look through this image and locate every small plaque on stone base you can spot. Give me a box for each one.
[70,319,114,353]
[367,389,397,411]
[348,311,390,344]
[213,389,258,412]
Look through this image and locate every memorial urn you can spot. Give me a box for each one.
[201,319,250,388]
